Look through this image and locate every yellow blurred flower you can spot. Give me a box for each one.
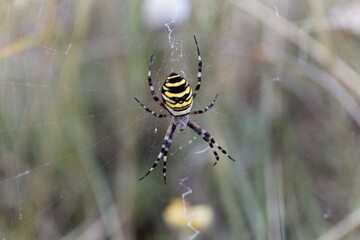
[163,198,214,231]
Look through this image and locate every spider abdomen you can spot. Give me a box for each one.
[161,72,193,116]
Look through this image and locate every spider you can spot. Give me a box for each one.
[135,35,235,184]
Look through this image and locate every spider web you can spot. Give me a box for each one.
[164,21,203,240]
[0,1,247,239]
[2,1,356,240]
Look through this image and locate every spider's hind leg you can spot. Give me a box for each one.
[147,54,168,111]
[192,35,202,99]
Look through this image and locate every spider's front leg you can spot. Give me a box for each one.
[139,122,176,184]
[187,119,235,165]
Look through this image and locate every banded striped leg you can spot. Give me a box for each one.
[187,119,235,165]
[192,35,202,99]
[209,142,220,166]
[190,94,218,115]
[147,54,167,110]
[139,122,176,184]
[162,122,176,184]
[134,97,169,118]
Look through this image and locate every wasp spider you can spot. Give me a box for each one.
[135,36,235,184]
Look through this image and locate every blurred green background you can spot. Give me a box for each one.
[1,0,360,239]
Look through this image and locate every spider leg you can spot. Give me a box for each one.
[139,122,176,184]
[209,142,220,166]
[134,97,169,118]
[162,123,176,184]
[187,119,235,164]
[147,54,168,110]
[192,35,202,99]
[190,94,218,115]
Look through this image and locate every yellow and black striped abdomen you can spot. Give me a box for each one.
[161,72,193,116]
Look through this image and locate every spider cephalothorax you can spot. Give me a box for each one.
[134,36,235,184]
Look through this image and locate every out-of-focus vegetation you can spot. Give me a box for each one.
[1,0,360,239]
